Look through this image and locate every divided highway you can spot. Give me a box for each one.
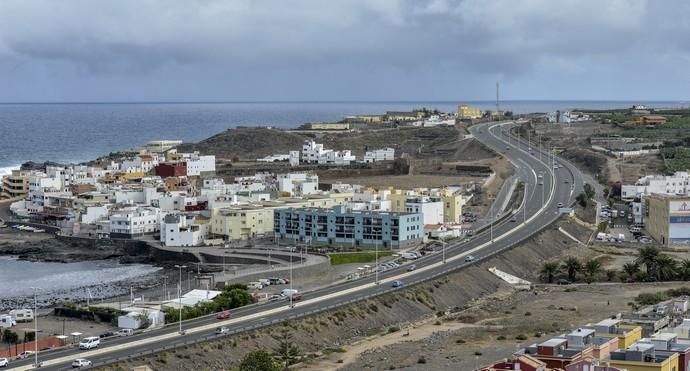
[9,120,585,370]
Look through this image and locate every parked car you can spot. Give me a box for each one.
[0,358,8,368]
[79,336,100,350]
[407,264,417,272]
[72,358,92,368]
[115,328,133,337]
[557,279,572,285]
[215,326,230,335]
[216,311,231,320]
[391,280,404,288]
[464,255,475,263]
[16,351,34,360]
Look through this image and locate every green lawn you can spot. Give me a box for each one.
[328,251,394,265]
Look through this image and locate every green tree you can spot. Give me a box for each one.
[272,326,301,370]
[679,259,690,280]
[583,259,602,284]
[576,193,588,207]
[636,246,661,278]
[239,350,280,371]
[622,262,640,281]
[656,254,678,281]
[2,329,18,346]
[605,269,618,282]
[539,262,559,283]
[23,331,35,343]
[584,183,596,199]
[561,257,581,282]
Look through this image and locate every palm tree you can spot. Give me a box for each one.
[561,257,582,282]
[636,246,661,277]
[656,254,678,281]
[583,259,603,284]
[540,262,559,283]
[622,262,640,281]
[679,259,690,281]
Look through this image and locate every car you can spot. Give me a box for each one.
[557,279,572,285]
[216,311,231,320]
[510,217,517,222]
[114,329,133,337]
[557,202,564,208]
[215,326,230,335]
[79,336,100,350]
[407,264,417,272]
[16,351,34,360]
[564,179,569,183]
[290,293,303,301]
[0,358,8,367]
[72,359,92,368]
[464,255,475,262]
[268,294,286,302]
[391,280,404,288]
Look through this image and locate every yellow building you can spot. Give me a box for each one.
[210,193,353,240]
[438,189,466,224]
[351,114,384,123]
[308,122,350,131]
[457,104,482,119]
[607,349,678,371]
[594,319,642,349]
[388,188,465,224]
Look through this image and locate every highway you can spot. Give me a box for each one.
[8,120,585,370]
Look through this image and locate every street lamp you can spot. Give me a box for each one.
[375,239,379,285]
[289,252,294,308]
[30,287,39,368]
[442,240,447,264]
[174,264,187,335]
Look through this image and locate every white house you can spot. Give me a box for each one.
[405,196,444,225]
[277,173,319,196]
[181,153,216,176]
[302,140,355,165]
[160,214,209,247]
[364,148,395,163]
[109,207,162,238]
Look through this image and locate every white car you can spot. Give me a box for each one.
[0,357,8,367]
[16,351,34,360]
[464,255,475,262]
[72,358,92,368]
[215,326,230,335]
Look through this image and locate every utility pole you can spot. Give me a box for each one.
[495,81,500,115]
[524,183,528,224]
[174,264,187,334]
[32,287,38,369]
[442,240,447,264]
[289,253,294,308]
[375,239,379,285]
[490,209,494,243]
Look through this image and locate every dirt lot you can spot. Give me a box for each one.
[317,174,484,189]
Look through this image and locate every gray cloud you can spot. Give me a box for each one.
[0,0,688,101]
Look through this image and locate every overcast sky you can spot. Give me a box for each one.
[0,0,688,102]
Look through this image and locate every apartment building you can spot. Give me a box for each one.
[210,193,353,241]
[622,172,690,201]
[1,169,31,200]
[181,153,216,176]
[273,205,423,249]
[457,104,482,119]
[301,140,355,165]
[606,341,679,371]
[390,188,466,225]
[647,194,690,246]
[109,207,162,238]
[161,214,209,247]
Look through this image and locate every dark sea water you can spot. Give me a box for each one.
[1,100,687,174]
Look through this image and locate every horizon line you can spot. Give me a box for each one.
[0,99,688,105]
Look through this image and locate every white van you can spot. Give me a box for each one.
[281,289,298,297]
[79,336,100,350]
[247,282,263,290]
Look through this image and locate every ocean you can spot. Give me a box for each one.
[1,100,687,174]
[0,256,161,309]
